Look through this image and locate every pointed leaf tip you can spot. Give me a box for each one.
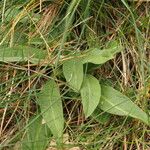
[100,85,149,125]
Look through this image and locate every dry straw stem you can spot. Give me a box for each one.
[129,0,150,1]
[31,0,64,37]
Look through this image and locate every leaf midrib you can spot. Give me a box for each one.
[101,95,148,125]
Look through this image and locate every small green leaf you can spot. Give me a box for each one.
[0,45,47,63]
[63,59,83,91]
[37,80,64,138]
[22,115,51,150]
[100,85,149,125]
[81,43,123,64]
[80,75,101,117]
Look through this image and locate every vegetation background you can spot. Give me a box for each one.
[0,0,149,149]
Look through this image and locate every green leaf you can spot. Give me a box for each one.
[80,75,101,117]
[0,45,47,63]
[91,108,110,124]
[100,85,149,125]
[63,59,83,91]
[22,115,51,150]
[81,43,123,64]
[105,39,120,49]
[37,80,64,138]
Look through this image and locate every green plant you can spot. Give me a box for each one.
[0,1,149,149]
[0,40,149,142]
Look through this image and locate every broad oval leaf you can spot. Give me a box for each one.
[63,59,83,91]
[37,80,64,138]
[22,115,51,150]
[81,43,123,64]
[100,85,149,125]
[0,45,47,63]
[80,75,101,117]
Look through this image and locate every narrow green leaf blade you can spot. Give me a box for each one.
[37,80,64,138]
[100,85,149,125]
[81,43,123,64]
[80,75,101,117]
[22,115,51,150]
[63,59,83,91]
